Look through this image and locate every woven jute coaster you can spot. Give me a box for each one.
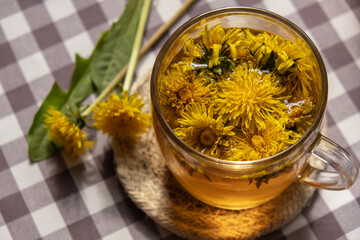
[113,70,321,240]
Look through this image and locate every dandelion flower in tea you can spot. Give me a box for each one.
[174,103,235,157]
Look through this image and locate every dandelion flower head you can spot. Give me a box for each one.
[92,91,151,140]
[174,103,235,157]
[44,106,94,157]
[158,64,212,125]
[245,30,316,96]
[216,62,288,132]
[183,24,244,76]
[226,121,301,161]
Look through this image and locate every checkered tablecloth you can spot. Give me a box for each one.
[0,0,359,239]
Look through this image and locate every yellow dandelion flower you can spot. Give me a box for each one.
[184,25,243,74]
[281,38,315,73]
[44,106,94,157]
[285,66,315,97]
[278,95,315,130]
[224,27,244,45]
[215,63,288,132]
[245,30,287,67]
[174,103,235,157]
[201,25,242,68]
[225,121,301,161]
[159,64,211,123]
[201,24,242,47]
[208,43,222,68]
[201,24,226,47]
[225,136,262,161]
[245,30,315,80]
[92,91,151,140]
[183,38,203,61]
[229,41,251,60]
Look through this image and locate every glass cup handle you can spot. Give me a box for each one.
[299,134,359,190]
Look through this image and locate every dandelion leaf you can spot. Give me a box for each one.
[28,54,93,162]
[28,83,67,162]
[91,0,143,92]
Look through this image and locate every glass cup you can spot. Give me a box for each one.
[150,7,359,210]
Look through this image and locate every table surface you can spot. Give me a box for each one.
[1,0,360,239]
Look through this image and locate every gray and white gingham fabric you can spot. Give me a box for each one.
[0,0,359,239]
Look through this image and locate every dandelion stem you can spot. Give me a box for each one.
[138,0,197,57]
[81,0,197,117]
[123,0,151,92]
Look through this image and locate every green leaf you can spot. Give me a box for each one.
[28,54,94,162]
[27,83,67,161]
[91,0,143,92]
[64,56,94,112]
[28,0,144,162]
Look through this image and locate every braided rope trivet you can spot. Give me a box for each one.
[113,70,319,240]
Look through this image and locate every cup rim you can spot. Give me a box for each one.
[150,6,328,167]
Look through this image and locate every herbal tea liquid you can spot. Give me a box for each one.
[171,163,299,209]
[154,114,308,209]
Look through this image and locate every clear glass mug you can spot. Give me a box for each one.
[150,7,359,210]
